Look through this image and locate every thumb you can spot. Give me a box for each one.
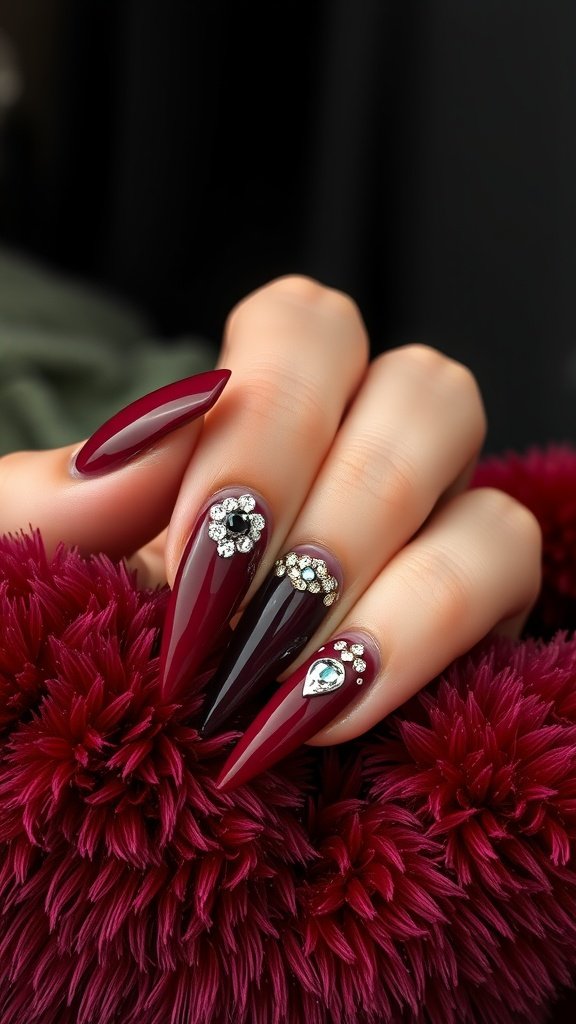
[0,370,230,560]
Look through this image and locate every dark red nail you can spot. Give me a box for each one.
[160,487,271,703]
[72,369,230,476]
[214,632,379,791]
[200,544,342,736]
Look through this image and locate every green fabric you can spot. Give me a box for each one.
[0,248,217,454]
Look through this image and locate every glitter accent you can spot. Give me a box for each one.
[275,550,340,600]
[353,658,367,673]
[238,494,256,512]
[341,650,353,662]
[333,640,347,651]
[356,678,363,685]
[210,504,226,522]
[222,497,238,512]
[350,643,364,656]
[275,561,286,576]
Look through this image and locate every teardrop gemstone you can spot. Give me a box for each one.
[302,658,346,696]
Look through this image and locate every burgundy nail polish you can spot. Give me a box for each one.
[200,544,342,736]
[72,369,230,476]
[160,487,270,703]
[215,632,379,791]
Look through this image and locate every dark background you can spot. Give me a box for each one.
[1,0,575,454]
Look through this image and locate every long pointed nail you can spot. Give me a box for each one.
[214,632,379,791]
[71,369,230,476]
[200,545,342,735]
[160,488,271,702]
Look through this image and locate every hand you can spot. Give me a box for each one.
[0,276,542,789]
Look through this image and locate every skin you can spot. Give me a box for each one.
[0,275,542,746]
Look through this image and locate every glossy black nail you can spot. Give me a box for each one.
[200,544,342,735]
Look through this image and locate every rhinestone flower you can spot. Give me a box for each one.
[208,494,265,557]
[274,551,340,606]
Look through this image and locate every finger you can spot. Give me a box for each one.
[0,371,229,561]
[285,344,487,617]
[159,276,369,700]
[310,486,542,744]
[214,488,542,790]
[165,276,369,582]
[200,345,487,734]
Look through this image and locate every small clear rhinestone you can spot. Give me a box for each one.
[322,577,337,593]
[323,593,337,606]
[298,555,312,568]
[315,562,328,579]
[287,566,301,579]
[341,650,354,662]
[333,640,347,651]
[356,678,363,686]
[217,539,235,558]
[236,536,254,553]
[350,643,364,656]
[250,513,265,531]
[249,528,261,542]
[285,552,298,567]
[353,658,366,673]
[210,504,226,522]
[222,497,238,512]
[237,493,256,512]
[308,580,321,593]
[275,561,286,576]
[293,578,307,591]
[208,523,226,541]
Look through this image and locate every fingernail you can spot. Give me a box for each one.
[71,369,230,476]
[214,632,379,791]
[160,488,271,702]
[200,544,342,736]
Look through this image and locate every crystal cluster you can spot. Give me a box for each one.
[274,551,339,606]
[208,494,265,557]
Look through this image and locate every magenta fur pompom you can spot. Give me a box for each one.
[1,444,576,1023]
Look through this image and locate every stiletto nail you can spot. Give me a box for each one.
[215,632,379,791]
[200,544,342,735]
[72,369,230,476]
[160,487,271,702]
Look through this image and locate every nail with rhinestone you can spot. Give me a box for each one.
[200,544,343,735]
[159,487,271,702]
[215,632,379,791]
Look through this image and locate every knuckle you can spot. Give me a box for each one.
[332,434,419,509]
[384,344,487,447]
[400,542,473,631]
[240,367,325,440]
[475,487,543,552]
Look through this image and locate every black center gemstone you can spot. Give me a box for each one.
[227,512,250,535]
